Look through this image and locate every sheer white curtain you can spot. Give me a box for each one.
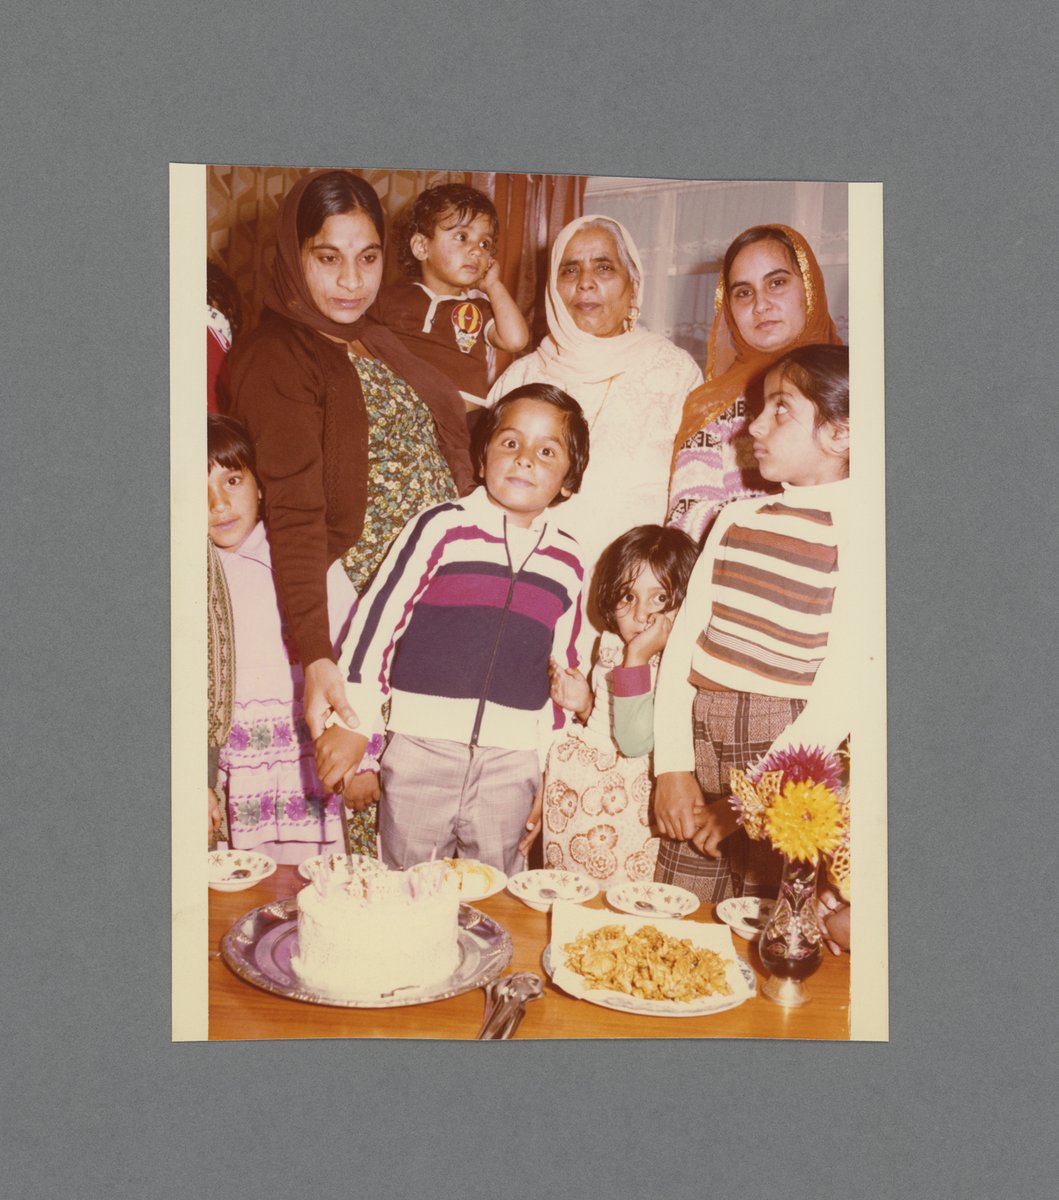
[585,178,848,364]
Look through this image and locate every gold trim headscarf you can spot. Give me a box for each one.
[672,225,840,455]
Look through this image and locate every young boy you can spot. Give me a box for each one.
[315,383,589,874]
[373,184,529,419]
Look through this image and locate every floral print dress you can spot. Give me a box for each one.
[542,634,660,888]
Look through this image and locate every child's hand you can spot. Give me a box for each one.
[343,771,380,813]
[517,782,544,857]
[549,658,593,721]
[207,787,224,846]
[623,612,675,668]
[689,797,740,858]
[480,257,501,291]
[653,771,708,841]
[816,888,851,955]
[315,725,367,793]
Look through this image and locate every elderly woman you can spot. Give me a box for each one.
[226,169,473,850]
[667,224,842,543]
[488,214,702,589]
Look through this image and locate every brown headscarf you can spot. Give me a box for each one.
[263,169,473,493]
[672,224,841,455]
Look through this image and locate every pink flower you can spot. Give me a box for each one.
[754,744,843,791]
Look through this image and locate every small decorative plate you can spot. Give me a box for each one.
[439,859,508,902]
[715,896,774,941]
[605,881,700,920]
[220,900,513,1008]
[207,850,277,892]
[507,869,598,912]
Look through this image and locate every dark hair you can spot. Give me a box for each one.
[474,383,590,502]
[295,170,385,246]
[761,343,849,429]
[594,525,699,635]
[207,260,243,339]
[723,225,801,291]
[397,184,499,277]
[208,413,257,476]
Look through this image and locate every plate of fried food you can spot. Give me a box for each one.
[546,901,755,1017]
[439,857,508,902]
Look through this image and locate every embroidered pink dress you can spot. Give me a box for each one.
[216,521,357,864]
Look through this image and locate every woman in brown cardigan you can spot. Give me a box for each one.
[227,170,474,849]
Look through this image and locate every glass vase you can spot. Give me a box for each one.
[758,856,823,1007]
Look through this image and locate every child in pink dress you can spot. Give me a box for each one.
[208,414,358,864]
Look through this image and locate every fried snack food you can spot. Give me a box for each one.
[443,857,494,893]
[562,924,733,1002]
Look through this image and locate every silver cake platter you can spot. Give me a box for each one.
[220,898,513,1008]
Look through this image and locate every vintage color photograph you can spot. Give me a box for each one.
[172,164,886,1042]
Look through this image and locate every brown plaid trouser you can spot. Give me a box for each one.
[654,690,806,903]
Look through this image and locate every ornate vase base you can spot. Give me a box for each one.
[761,973,811,1008]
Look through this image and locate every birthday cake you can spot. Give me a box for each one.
[291,857,461,998]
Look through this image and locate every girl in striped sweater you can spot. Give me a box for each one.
[653,344,851,902]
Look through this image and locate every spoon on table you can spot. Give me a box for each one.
[477,973,544,1040]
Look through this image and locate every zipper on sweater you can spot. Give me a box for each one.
[469,517,545,749]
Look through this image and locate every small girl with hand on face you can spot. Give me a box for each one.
[653,344,852,902]
[543,524,698,888]
[208,414,358,865]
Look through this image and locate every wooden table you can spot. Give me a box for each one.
[209,866,849,1041]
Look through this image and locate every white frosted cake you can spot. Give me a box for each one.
[291,858,461,997]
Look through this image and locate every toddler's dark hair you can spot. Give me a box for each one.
[207,260,243,340]
[759,343,849,429]
[594,525,699,635]
[208,413,257,475]
[474,383,589,502]
[397,184,499,277]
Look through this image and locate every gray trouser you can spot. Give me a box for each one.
[379,733,539,875]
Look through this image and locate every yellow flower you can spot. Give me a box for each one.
[765,781,845,863]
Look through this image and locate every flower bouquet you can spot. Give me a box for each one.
[728,745,850,1006]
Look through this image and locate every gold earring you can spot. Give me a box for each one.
[624,305,641,332]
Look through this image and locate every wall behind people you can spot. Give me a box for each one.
[586,178,849,363]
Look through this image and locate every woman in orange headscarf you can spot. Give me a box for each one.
[667,225,841,544]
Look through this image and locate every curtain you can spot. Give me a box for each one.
[584,179,849,366]
[471,172,587,378]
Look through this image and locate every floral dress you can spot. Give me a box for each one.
[542,634,660,888]
[217,528,356,863]
[338,355,459,854]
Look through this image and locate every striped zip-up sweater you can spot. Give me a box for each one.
[335,487,584,764]
[655,479,851,774]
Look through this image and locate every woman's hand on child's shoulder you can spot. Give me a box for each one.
[624,612,675,668]
[548,658,593,722]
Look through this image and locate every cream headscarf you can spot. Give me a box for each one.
[528,214,666,387]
